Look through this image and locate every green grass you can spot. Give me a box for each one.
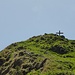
[0,33,75,75]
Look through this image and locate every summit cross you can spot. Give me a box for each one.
[56,30,63,36]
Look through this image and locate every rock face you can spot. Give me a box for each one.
[0,33,75,75]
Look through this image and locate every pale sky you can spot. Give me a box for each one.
[0,0,75,50]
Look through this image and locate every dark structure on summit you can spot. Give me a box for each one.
[56,30,63,36]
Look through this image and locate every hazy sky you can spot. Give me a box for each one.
[0,0,75,50]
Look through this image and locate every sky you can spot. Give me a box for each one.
[0,0,75,50]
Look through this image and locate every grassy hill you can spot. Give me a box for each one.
[0,33,75,75]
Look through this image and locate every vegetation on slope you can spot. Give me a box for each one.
[0,33,75,75]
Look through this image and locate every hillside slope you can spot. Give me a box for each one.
[0,33,75,75]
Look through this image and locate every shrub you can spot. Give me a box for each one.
[40,37,45,40]
[19,51,24,56]
[0,58,5,66]
[50,45,68,54]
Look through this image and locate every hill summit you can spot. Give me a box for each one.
[0,33,75,75]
